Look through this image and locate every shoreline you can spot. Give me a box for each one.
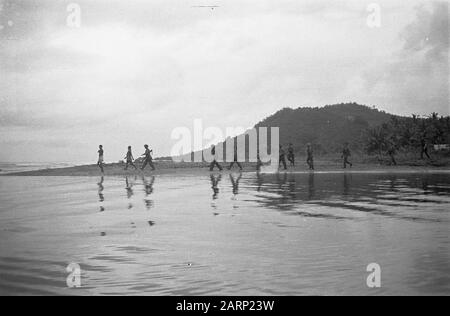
[1,160,450,176]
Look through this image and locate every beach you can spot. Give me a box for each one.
[2,159,450,177]
[0,171,449,295]
[1,0,448,299]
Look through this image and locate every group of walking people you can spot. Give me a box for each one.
[97,144,155,173]
[96,136,437,175]
[97,142,356,174]
[209,142,354,171]
[277,142,353,171]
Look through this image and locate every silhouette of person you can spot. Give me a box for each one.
[256,151,263,171]
[420,138,431,159]
[387,143,397,166]
[209,145,223,171]
[141,145,155,171]
[124,146,138,170]
[97,145,105,173]
[228,137,243,170]
[287,143,295,167]
[306,143,314,170]
[342,143,353,169]
[228,156,243,170]
[279,145,287,170]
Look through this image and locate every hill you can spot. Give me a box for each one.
[164,103,397,162]
[254,103,395,154]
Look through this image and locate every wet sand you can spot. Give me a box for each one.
[0,172,449,295]
[2,160,450,176]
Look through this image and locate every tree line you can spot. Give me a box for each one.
[364,113,450,159]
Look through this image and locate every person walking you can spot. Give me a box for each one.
[306,143,314,170]
[124,146,138,170]
[97,145,105,173]
[387,144,397,166]
[342,143,353,169]
[209,145,223,171]
[420,138,431,159]
[287,143,295,167]
[255,149,263,171]
[279,145,287,170]
[141,145,155,171]
[228,138,243,171]
[228,153,243,170]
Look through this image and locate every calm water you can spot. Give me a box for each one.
[0,162,76,175]
[0,172,449,295]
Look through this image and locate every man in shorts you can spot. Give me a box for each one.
[97,145,104,173]
[141,145,155,171]
[124,146,138,170]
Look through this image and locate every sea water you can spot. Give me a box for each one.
[0,172,448,295]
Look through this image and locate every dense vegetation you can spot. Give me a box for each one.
[168,103,450,165]
[255,103,450,161]
[255,103,393,154]
[365,113,450,158]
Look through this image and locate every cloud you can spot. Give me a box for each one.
[0,0,448,162]
[345,1,449,116]
[402,1,449,62]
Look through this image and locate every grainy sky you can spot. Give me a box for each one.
[0,0,448,163]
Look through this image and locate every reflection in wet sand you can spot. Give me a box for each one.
[230,173,242,211]
[97,176,105,202]
[98,176,105,212]
[142,176,155,210]
[210,174,222,200]
[243,172,450,222]
[343,173,351,196]
[230,172,242,196]
[256,172,263,192]
[308,172,315,200]
[125,176,135,209]
[0,172,449,295]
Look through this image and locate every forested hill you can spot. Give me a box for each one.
[165,102,449,162]
[254,103,395,154]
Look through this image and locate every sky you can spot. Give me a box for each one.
[0,0,448,163]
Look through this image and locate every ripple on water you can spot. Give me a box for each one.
[0,172,449,295]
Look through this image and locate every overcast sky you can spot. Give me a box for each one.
[0,0,448,163]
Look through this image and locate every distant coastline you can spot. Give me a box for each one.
[2,159,449,176]
[0,162,77,175]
